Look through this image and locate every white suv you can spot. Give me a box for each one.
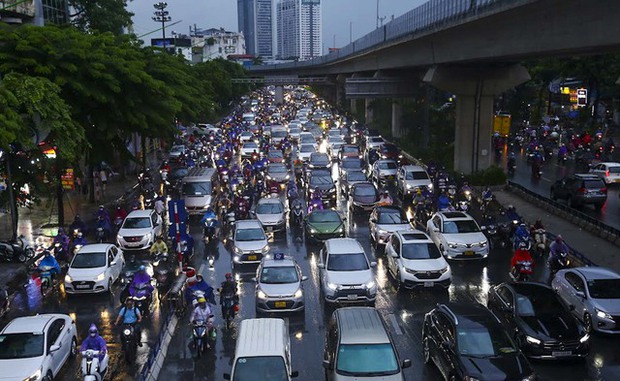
[116,209,163,251]
[385,231,451,289]
[232,220,270,269]
[396,165,433,198]
[426,211,489,260]
[318,238,377,305]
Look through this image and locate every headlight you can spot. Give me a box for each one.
[144,233,152,242]
[463,377,480,381]
[327,282,338,290]
[233,255,241,263]
[406,184,412,189]
[439,266,449,274]
[336,227,344,233]
[526,336,541,345]
[257,290,267,299]
[310,228,317,234]
[266,175,272,180]
[261,245,270,254]
[521,374,537,381]
[579,333,590,343]
[479,241,487,247]
[365,280,376,289]
[233,246,242,254]
[377,229,388,235]
[294,289,303,298]
[123,328,131,336]
[596,309,613,320]
[64,274,73,283]
[448,243,458,249]
[25,369,41,381]
[285,174,290,179]
[95,273,106,282]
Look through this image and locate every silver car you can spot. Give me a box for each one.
[552,267,620,334]
[266,163,291,184]
[253,197,286,234]
[371,160,398,185]
[254,254,307,313]
[232,220,270,269]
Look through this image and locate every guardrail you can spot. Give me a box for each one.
[137,310,175,381]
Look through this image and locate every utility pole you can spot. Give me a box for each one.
[376,0,379,29]
[349,22,352,44]
[152,2,172,52]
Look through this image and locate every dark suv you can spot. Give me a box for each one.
[422,302,535,381]
[550,173,607,210]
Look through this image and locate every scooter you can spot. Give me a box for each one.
[192,316,215,358]
[131,283,153,318]
[549,252,570,276]
[221,293,238,329]
[37,266,56,296]
[0,235,34,263]
[510,260,534,282]
[81,350,108,381]
[120,324,138,363]
[291,203,304,228]
[532,229,547,257]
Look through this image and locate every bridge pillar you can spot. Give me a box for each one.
[392,101,403,138]
[424,64,530,174]
[365,98,374,126]
[274,85,284,105]
[350,99,358,114]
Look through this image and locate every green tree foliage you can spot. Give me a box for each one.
[69,0,134,35]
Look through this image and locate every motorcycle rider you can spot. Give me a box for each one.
[549,235,570,257]
[437,191,451,211]
[513,222,530,249]
[189,297,214,349]
[69,215,88,236]
[128,265,154,302]
[185,273,216,306]
[51,228,70,257]
[506,205,521,222]
[510,241,534,278]
[149,236,168,255]
[80,324,108,370]
[234,195,250,219]
[377,190,393,206]
[113,206,128,226]
[72,231,88,252]
[154,195,166,217]
[114,297,143,346]
[95,205,111,227]
[37,250,61,283]
[507,152,516,172]
[286,179,299,201]
[219,273,239,317]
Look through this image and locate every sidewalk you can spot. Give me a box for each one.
[493,188,620,272]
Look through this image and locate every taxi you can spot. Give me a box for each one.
[254,253,307,314]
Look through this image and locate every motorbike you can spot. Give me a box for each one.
[510,260,534,282]
[113,216,124,233]
[152,252,172,289]
[120,324,138,363]
[37,265,56,296]
[549,252,570,276]
[532,229,547,257]
[130,282,153,317]
[291,203,304,228]
[0,236,35,263]
[224,212,236,238]
[0,288,9,319]
[192,316,216,358]
[81,350,108,381]
[221,293,237,329]
[456,200,470,212]
[531,162,542,179]
[307,197,324,214]
[235,203,249,220]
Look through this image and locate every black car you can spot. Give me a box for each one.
[307,152,331,170]
[338,157,364,181]
[487,282,590,360]
[340,170,367,196]
[550,173,607,210]
[348,182,378,212]
[423,302,535,381]
[306,171,337,207]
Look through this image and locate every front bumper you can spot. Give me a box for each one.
[64,278,109,294]
[521,338,590,359]
[262,221,286,233]
[323,286,377,305]
[307,229,345,242]
[232,251,265,266]
[592,314,620,334]
[256,296,305,313]
[117,236,152,251]
[443,245,489,260]
[399,268,451,289]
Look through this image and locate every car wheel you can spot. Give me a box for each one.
[584,313,593,333]
[423,336,431,365]
[43,370,53,381]
[70,337,77,358]
[395,270,402,292]
[108,279,113,293]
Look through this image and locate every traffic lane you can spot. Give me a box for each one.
[1,262,164,381]
[510,151,620,230]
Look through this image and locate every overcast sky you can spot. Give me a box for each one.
[128,0,425,53]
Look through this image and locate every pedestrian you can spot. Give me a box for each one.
[75,176,82,194]
[99,169,108,194]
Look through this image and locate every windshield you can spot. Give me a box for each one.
[309,211,341,223]
[301,145,315,152]
[370,137,383,143]
[457,326,517,357]
[260,266,299,284]
[587,279,620,299]
[402,243,442,260]
[341,159,362,169]
[378,162,397,170]
[343,146,358,154]
[311,155,330,165]
[406,171,429,180]
[515,291,566,316]
[310,176,333,186]
[272,131,287,138]
[268,165,287,174]
[71,252,107,269]
[300,135,314,143]
[347,172,367,182]
[0,333,44,359]
[269,151,284,158]
[378,212,406,224]
[123,217,151,229]
[584,180,605,188]
[382,145,399,153]
[336,344,399,377]
[609,167,620,174]
[182,181,212,196]
[233,356,287,381]
[171,168,189,178]
[236,228,266,242]
[256,203,283,214]
[289,128,301,134]
[443,220,480,233]
[354,185,377,197]
[327,252,369,271]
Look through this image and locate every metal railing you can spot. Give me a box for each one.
[137,309,175,381]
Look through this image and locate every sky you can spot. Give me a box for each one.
[128,0,425,53]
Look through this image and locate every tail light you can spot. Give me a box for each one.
[606,170,610,177]
[577,187,587,194]
[601,187,608,194]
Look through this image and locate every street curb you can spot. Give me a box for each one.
[143,313,179,381]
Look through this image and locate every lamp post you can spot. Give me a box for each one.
[152,2,172,52]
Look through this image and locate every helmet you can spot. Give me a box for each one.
[77,232,83,238]
[89,324,98,337]
[99,205,104,210]
[197,297,206,304]
[383,190,389,195]
[555,235,563,243]
[139,265,146,272]
[519,222,526,228]
[57,228,64,234]
[225,272,233,279]
[415,188,422,195]
[74,215,81,221]
[518,241,528,249]
[125,296,134,303]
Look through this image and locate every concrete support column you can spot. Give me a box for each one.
[350,99,358,115]
[365,98,374,126]
[274,85,284,105]
[392,101,403,138]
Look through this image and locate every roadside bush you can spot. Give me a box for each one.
[469,165,507,186]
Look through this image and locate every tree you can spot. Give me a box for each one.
[69,0,134,35]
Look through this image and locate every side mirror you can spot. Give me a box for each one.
[302,275,308,281]
[291,371,299,378]
[575,291,586,299]
[390,252,399,258]
[480,226,487,231]
[223,374,231,380]
[251,277,257,282]
[402,359,412,369]
[433,227,440,232]
[317,263,325,269]
[110,261,117,266]
[49,344,61,353]
[370,261,377,268]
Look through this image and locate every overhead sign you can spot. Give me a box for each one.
[577,88,588,107]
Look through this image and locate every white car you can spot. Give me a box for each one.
[368,206,414,248]
[168,144,185,158]
[116,209,163,251]
[0,314,77,381]
[385,230,451,289]
[589,162,620,185]
[297,143,316,162]
[426,211,489,260]
[239,131,255,143]
[64,243,125,294]
[327,136,344,159]
[232,220,270,269]
[366,136,385,151]
[371,159,398,185]
[253,197,286,234]
[397,165,433,197]
[240,141,260,159]
[288,126,302,142]
[255,253,307,313]
[298,132,316,146]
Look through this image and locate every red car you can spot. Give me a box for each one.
[379,143,402,162]
[267,150,285,163]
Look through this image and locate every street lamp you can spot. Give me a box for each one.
[152,2,172,51]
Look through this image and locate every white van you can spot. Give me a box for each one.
[224,318,299,381]
[181,167,219,215]
[243,112,256,124]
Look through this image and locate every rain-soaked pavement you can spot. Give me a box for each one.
[159,152,620,381]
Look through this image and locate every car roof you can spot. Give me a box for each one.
[375,159,397,164]
[396,230,432,242]
[257,197,284,206]
[235,220,263,229]
[235,318,287,358]
[127,210,153,218]
[401,165,426,172]
[573,266,620,280]
[438,211,472,221]
[2,314,70,334]
[261,255,298,268]
[572,173,601,179]
[75,243,115,254]
[325,238,364,254]
[437,303,499,328]
[335,307,391,345]
[598,162,620,167]
[506,281,554,296]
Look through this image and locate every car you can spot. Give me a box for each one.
[266,163,291,184]
[396,165,433,198]
[116,209,163,251]
[288,126,302,142]
[307,152,331,170]
[64,243,125,294]
[240,141,260,159]
[385,230,451,289]
[231,220,270,269]
[426,211,489,260]
[253,197,286,234]
[270,126,288,145]
[307,124,324,141]
[369,206,414,248]
[487,282,590,359]
[550,173,607,210]
[371,160,398,185]
[168,144,186,158]
[327,136,344,159]
[299,132,316,147]
[267,150,285,163]
[365,136,385,151]
[306,171,337,207]
[348,182,379,212]
[589,162,620,185]
[0,314,78,381]
[305,209,346,242]
[239,131,255,143]
[326,128,343,139]
[551,267,620,334]
[255,253,307,314]
[297,143,316,162]
[340,170,367,196]
[318,238,377,305]
[338,144,361,161]
[422,303,535,381]
[338,157,364,180]
[378,143,402,162]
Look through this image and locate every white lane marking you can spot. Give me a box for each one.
[541,176,552,183]
[388,313,403,336]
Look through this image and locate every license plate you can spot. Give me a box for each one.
[464,251,474,256]
[128,242,140,247]
[552,351,572,357]
[347,294,358,300]
[76,285,90,289]
[275,301,287,308]
[248,255,257,260]
[424,281,434,288]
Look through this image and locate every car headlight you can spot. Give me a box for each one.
[309,228,317,234]
[294,289,303,298]
[579,333,590,343]
[521,374,537,381]
[25,369,41,381]
[526,335,541,345]
[95,273,106,282]
[448,243,458,249]
[276,219,285,225]
[365,280,376,289]
[285,174,290,179]
[439,266,449,274]
[64,274,73,283]
[233,246,242,254]
[427,183,433,189]
[266,175,272,180]
[144,233,152,242]
[233,255,241,263]
[406,184,412,189]
[257,290,267,299]
[596,309,613,320]
[261,245,270,254]
[327,282,338,290]
[377,229,388,235]
[479,241,487,247]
